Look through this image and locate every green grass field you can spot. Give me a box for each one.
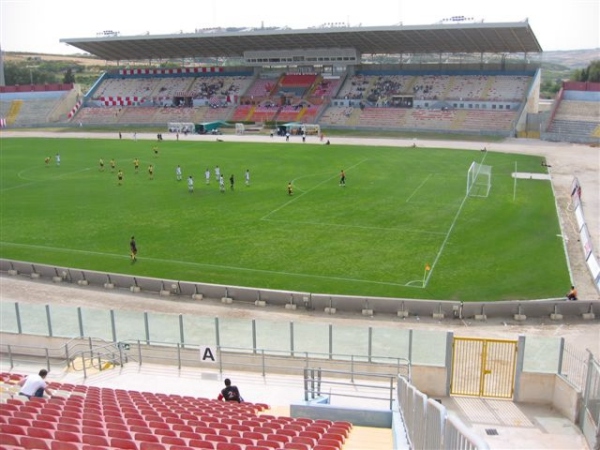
[0,137,569,301]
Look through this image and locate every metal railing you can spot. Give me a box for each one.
[398,376,490,450]
[0,337,410,383]
[303,367,398,409]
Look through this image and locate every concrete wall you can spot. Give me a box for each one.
[290,403,392,428]
[552,375,582,423]
[410,365,447,398]
[3,259,598,320]
[517,372,556,403]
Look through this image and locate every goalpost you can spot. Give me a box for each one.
[467,161,492,197]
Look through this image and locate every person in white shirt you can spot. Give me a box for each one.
[219,174,225,193]
[176,165,182,181]
[18,369,54,399]
[188,176,194,193]
[55,153,61,167]
[215,165,221,182]
[245,169,250,186]
[205,168,211,185]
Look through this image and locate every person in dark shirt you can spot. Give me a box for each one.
[217,378,243,402]
[130,236,137,263]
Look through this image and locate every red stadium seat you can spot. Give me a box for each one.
[32,420,57,430]
[50,441,82,450]
[266,434,290,444]
[1,424,27,435]
[139,443,167,450]
[54,430,82,443]
[8,417,31,427]
[81,434,109,447]
[160,436,186,446]
[289,436,316,448]
[0,432,21,446]
[214,443,243,450]
[187,439,215,449]
[257,439,284,449]
[28,428,55,440]
[321,432,345,444]
[20,436,51,450]
[316,438,341,450]
[107,429,132,439]
[281,443,309,450]
[179,431,203,440]
[110,438,138,450]
[153,428,177,437]
[134,433,159,443]
[56,423,81,433]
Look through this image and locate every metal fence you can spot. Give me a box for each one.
[0,300,448,367]
[580,354,600,450]
[397,376,490,450]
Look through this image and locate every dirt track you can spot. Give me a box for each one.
[1,131,598,352]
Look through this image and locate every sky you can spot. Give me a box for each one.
[1,0,599,55]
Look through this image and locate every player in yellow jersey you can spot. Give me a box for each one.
[99,158,105,171]
[110,159,116,172]
[133,158,140,174]
[148,164,154,180]
[117,169,124,185]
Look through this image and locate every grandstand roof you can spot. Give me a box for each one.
[61,22,542,61]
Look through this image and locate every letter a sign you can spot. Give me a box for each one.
[200,346,218,363]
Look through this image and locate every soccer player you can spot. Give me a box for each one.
[130,236,137,263]
[176,165,182,181]
[117,169,124,186]
[110,159,116,172]
[245,169,250,186]
[99,158,105,171]
[134,158,140,174]
[219,174,225,193]
[205,168,210,185]
[339,169,346,187]
[148,164,154,180]
[188,175,194,193]
[153,146,159,158]
[215,165,221,182]
[55,153,61,167]
[287,182,293,196]
[45,156,51,167]
[229,174,235,191]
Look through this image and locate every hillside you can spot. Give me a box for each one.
[5,48,598,69]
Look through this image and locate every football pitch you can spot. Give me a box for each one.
[0,137,569,301]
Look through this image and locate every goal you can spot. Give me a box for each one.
[467,161,492,197]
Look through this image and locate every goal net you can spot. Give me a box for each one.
[467,162,492,197]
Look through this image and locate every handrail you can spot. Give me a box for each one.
[0,337,410,382]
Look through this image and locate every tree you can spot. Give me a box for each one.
[571,60,600,82]
[63,68,75,84]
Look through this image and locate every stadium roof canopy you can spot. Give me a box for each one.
[60,21,542,62]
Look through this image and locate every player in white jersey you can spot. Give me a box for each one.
[205,168,211,184]
[245,169,250,186]
[176,165,182,181]
[188,176,194,193]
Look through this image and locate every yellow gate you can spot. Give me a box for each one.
[450,337,518,399]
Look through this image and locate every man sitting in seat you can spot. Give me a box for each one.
[217,378,243,402]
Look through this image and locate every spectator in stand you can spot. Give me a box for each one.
[18,369,54,399]
[217,378,243,402]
